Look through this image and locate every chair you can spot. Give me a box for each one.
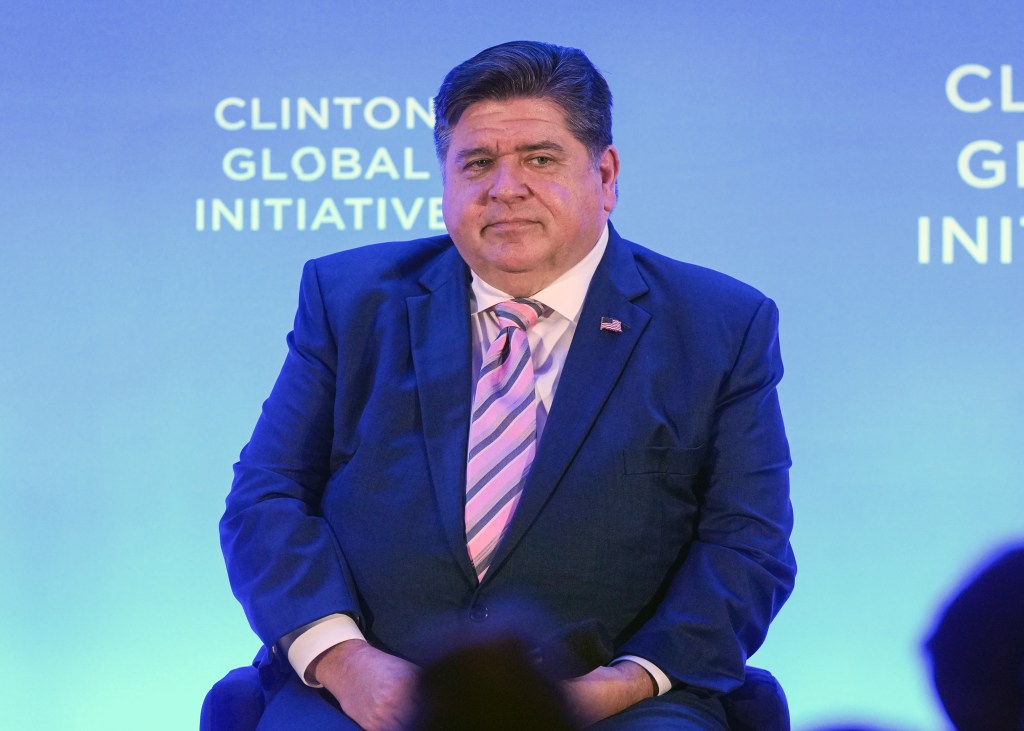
[200,662,789,731]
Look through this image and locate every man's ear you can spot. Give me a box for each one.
[599,145,620,212]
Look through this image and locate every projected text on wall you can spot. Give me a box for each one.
[918,64,1024,265]
[195,96,445,234]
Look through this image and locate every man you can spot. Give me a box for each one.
[221,40,796,730]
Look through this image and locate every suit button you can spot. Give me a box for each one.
[469,604,489,622]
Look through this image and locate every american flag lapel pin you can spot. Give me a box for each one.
[599,316,623,333]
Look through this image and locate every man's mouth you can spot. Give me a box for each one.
[485,219,538,231]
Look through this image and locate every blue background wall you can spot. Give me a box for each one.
[2,2,1022,728]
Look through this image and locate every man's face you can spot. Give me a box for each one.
[442,97,619,297]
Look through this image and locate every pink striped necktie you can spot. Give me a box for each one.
[465,298,544,580]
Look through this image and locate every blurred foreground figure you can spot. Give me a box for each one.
[926,545,1024,731]
[411,635,578,731]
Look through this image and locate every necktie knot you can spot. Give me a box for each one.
[494,298,543,332]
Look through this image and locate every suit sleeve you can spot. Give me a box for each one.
[220,259,361,649]
[618,296,796,693]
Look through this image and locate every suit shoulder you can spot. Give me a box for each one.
[287,234,463,336]
[292,235,463,309]
[624,238,771,310]
[309,235,454,284]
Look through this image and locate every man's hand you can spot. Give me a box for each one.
[310,639,420,731]
[561,661,655,727]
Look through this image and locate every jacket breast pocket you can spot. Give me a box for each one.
[621,445,707,478]
[615,445,707,567]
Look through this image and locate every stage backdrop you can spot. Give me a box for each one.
[2,2,1022,729]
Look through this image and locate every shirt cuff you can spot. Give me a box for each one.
[281,614,366,687]
[612,655,673,696]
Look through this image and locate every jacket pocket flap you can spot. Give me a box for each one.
[622,445,706,477]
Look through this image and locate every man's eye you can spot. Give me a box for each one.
[466,159,491,170]
[532,156,552,166]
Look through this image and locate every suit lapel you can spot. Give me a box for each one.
[407,244,478,583]
[488,226,651,576]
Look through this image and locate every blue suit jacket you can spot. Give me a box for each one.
[221,223,795,695]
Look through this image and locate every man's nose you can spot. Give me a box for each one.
[488,160,529,202]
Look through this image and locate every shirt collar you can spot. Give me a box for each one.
[469,223,609,324]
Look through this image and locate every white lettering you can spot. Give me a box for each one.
[311,198,346,230]
[332,97,362,129]
[407,97,435,129]
[404,147,430,180]
[429,196,445,230]
[365,96,401,130]
[1020,141,1024,187]
[212,198,244,231]
[223,148,255,181]
[1000,216,1013,263]
[195,197,447,232]
[297,98,329,130]
[250,98,277,130]
[214,97,246,130]
[292,146,327,181]
[260,148,287,181]
[917,216,930,264]
[264,198,293,230]
[918,215,1023,265]
[365,147,400,179]
[332,148,362,180]
[216,96,437,130]
[391,197,423,230]
[947,64,992,113]
[943,216,988,264]
[1000,65,1024,112]
[958,140,1006,188]
[345,197,373,229]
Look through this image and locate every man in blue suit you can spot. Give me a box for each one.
[221,40,796,730]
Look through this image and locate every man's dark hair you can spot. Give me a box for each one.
[433,40,613,166]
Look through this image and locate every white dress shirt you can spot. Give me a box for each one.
[284,224,671,696]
